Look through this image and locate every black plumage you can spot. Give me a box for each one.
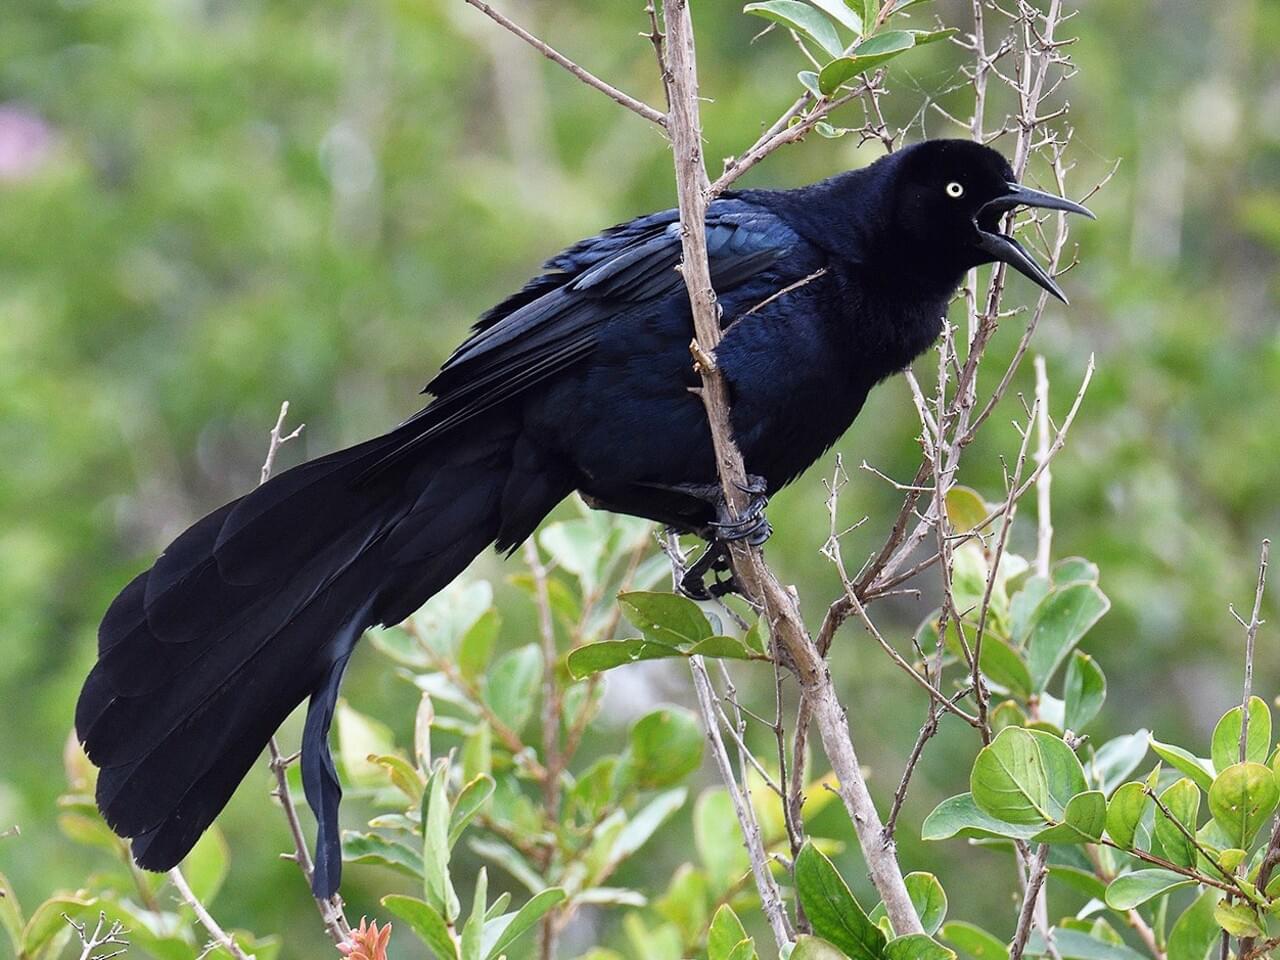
[76,139,1091,896]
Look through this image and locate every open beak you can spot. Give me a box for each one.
[974,183,1095,304]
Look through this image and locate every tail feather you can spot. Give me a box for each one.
[77,418,571,897]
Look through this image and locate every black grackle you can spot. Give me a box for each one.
[76,139,1092,896]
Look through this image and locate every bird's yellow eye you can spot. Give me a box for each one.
[945,181,964,198]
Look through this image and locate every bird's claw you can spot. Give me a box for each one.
[677,542,745,601]
[709,476,771,547]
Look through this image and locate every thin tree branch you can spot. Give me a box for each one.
[462,0,667,127]
[1008,845,1049,960]
[169,868,251,960]
[660,0,923,935]
[690,656,793,949]
[256,402,351,946]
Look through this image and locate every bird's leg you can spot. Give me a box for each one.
[707,474,772,547]
[659,475,771,600]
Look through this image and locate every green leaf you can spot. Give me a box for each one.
[654,863,709,944]
[20,895,96,957]
[566,638,683,678]
[540,519,605,590]
[1213,899,1261,938]
[182,825,230,905]
[792,935,857,960]
[920,792,1043,842]
[412,579,494,655]
[1166,891,1221,960]
[909,27,958,44]
[709,906,751,960]
[1033,790,1106,843]
[611,788,688,863]
[945,486,989,533]
[623,707,703,789]
[343,831,426,878]
[1025,582,1110,690]
[382,894,458,960]
[808,0,863,33]
[458,609,500,683]
[484,644,541,734]
[1028,929,1147,959]
[484,889,566,960]
[744,1,845,58]
[970,727,1087,826]
[0,873,22,958]
[1009,575,1052,646]
[461,868,487,960]
[470,837,545,894]
[815,58,855,96]
[853,28,916,57]
[423,759,461,922]
[688,635,754,659]
[1105,782,1149,849]
[885,934,955,960]
[450,775,496,848]
[1211,696,1272,773]
[372,753,427,802]
[941,921,1009,960]
[1063,652,1106,731]
[1104,869,1195,910]
[1149,737,1214,793]
[794,841,886,960]
[463,721,492,782]
[619,592,712,646]
[861,0,881,30]
[336,699,397,789]
[904,872,947,935]
[1208,761,1278,848]
[696,788,752,894]
[1089,731,1149,794]
[978,638,1034,700]
[1153,778,1200,869]
[1053,558,1100,586]
[797,70,823,98]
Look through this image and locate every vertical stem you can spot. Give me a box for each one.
[659,0,923,936]
[1034,355,1053,578]
[690,656,792,949]
[524,538,563,960]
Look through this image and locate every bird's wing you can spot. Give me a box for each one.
[361,202,803,476]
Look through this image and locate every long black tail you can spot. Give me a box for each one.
[75,417,569,896]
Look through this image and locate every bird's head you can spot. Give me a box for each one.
[889,139,1094,302]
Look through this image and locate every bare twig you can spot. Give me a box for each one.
[661,0,923,934]
[1033,356,1053,578]
[1234,540,1270,763]
[64,912,130,960]
[462,0,667,127]
[1009,844,1049,960]
[690,656,792,949]
[257,402,351,945]
[169,868,251,960]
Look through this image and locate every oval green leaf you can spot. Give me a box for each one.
[1104,869,1194,910]
[1105,782,1149,850]
[970,727,1087,826]
[794,841,886,960]
[1211,696,1272,774]
[1208,761,1279,849]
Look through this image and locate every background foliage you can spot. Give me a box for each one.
[2,0,1279,956]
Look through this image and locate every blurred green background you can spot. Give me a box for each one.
[2,0,1278,955]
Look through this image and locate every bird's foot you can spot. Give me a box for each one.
[677,541,745,601]
[709,475,772,547]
